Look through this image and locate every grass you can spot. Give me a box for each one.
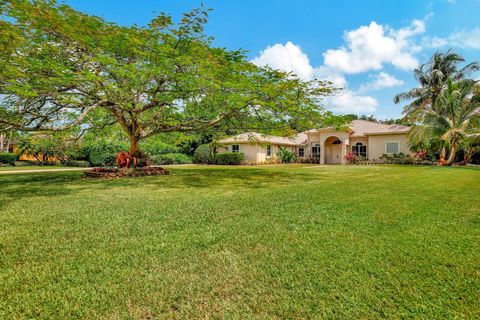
[0,165,71,171]
[0,164,479,319]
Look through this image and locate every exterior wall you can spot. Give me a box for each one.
[306,131,351,164]
[367,134,411,160]
[218,143,260,162]
[218,132,411,164]
[218,143,298,164]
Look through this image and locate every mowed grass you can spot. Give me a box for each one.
[0,165,479,319]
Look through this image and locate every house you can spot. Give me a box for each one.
[217,120,412,164]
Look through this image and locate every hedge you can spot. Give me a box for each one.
[215,152,245,165]
[150,153,192,165]
[193,144,215,164]
[0,153,19,164]
[63,160,91,167]
[13,160,58,166]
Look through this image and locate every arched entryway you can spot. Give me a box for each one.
[324,136,342,164]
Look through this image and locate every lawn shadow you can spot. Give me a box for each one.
[0,166,322,208]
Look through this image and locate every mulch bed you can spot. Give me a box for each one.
[84,166,169,179]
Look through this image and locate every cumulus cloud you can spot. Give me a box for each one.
[359,72,404,91]
[323,20,425,73]
[251,41,314,80]
[313,66,347,88]
[425,28,480,49]
[251,41,378,114]
[326,92,378,114]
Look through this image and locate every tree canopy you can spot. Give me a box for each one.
[0,0,339,155]
[394,50,480,165]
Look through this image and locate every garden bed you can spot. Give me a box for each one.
[84,166,169,179]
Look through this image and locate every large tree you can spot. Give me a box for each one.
[0,0,338,156]
[409,79,480,165]
[394,50,479,120]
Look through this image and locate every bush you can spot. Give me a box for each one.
[141,140,179,157]
[63,160,90,167]
[85,140,128,166]
[150,153,192,165]
[276,147,296,163]
[215,152,245,165]
[193,144,215,164]
[14,160,58,166]
[0,153,18,164]
[380,153,414,164]
[344,151,357,164]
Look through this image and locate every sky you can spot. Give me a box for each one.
[65,0,480,119]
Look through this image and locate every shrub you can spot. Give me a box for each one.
[14,160,58,166]
[344,151,357,164]
[0,153,18,164]
[63,160,90,167]
[276,147,296,163]
[141,140,179,156]
[85,140,128,166]
[216,152,245,165]
[380,153,414,164]
[193,144,215,164]
[150,153,192,165]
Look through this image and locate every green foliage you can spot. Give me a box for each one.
[0,1,339,154]
[0,152,18,164]
[13,160,58,166]
[63,160,90,167]
[150,153,192,165]
[215,152,245,165]
[84,140,128,166]
[395,51,480,165]
[141,139,180,157]
[276,147,296,163]
[193,144,215,164]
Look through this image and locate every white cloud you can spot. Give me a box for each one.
[251,41,314,80]
[326,92,378,114]
[424,27,480,50]
[323,20,425,74]
[252,41,378,114]
[313,66,347,88]
[359,72,404,91]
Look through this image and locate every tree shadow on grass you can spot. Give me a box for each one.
[0,167,322,208]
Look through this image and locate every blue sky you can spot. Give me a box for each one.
[66,0,480,119]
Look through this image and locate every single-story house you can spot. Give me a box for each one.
[217,120,412,164]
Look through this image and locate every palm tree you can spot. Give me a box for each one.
[394,50,479,120]
[409,79,480,165]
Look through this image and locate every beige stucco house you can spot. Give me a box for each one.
[217,120,412,164]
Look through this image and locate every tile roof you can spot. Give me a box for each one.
[218,132,307,146]
[349,120,411,137]
[218,121,410,146]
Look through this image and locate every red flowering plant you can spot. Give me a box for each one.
[413,150,428,160]
[344,151,357,164]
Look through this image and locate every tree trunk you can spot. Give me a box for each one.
[0,133,4,152]
[129,136,140,156]
[445,145,457,166]
[6,136,11,153]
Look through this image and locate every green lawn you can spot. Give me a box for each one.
[0,165,479,319]
[0,165,69,171]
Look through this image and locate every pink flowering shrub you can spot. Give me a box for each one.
[344,151,357,164]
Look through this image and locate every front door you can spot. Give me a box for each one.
[326,144,341,164]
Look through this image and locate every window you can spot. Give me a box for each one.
[231,144,240,153]
[266,145,272,157]
[311,144,320,156]
[352,142,367,157]
[386,142,400,154]
[299,147,305,157]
